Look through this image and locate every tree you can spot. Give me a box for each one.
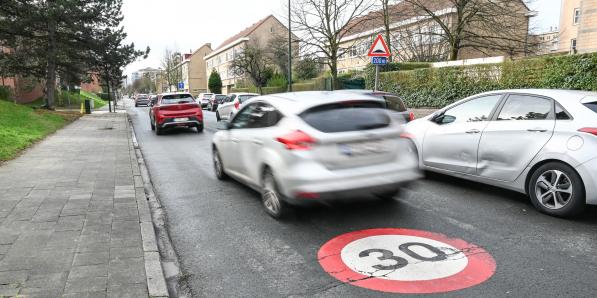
[229,42,273,94]
[295,57,320,80]
[161,48,182,92]
[208,70,223,94]
[402,0,532,61]
[291,0,374,90]
[267,34,291,80]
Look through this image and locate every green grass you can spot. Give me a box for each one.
[25,90,107,109]
[0,99,80,161]
[80,90,107,109]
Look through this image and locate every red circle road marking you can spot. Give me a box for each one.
[317,228,496,294]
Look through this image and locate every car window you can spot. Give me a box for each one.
[583,101,597,113]
[497,95,552,121]
[555,103,571,120]
[231,104,257,129]
[238,95,257,104]
[441,95,501,124]
[246,103,283,129]
[384,96,407,112]
[300,101,389,133]
[216,95,227,101]
[228,95,236,102]
[161,94,195,105]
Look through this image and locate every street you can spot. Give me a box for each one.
[126,99,597,297]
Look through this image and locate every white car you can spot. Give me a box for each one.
[212,91,421,219]
[216,93,259,121]
[198,93,214,109]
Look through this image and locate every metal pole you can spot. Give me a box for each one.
[288,0,292,92]
[374,65,380,91]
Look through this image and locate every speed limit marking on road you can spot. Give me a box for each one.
[318,228,496,294]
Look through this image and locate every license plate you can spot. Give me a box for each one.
[174,118,189,122]
[339,140,388,156]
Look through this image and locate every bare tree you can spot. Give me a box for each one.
[229,41,273,94]
[402,0,533,60]
[291,0,374,90]
[391,20,450,62]
[160,48,182,92]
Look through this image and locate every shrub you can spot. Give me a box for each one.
[208,70,223,94]
[267,73,287,88]
[295,58,320,80]
[0,86,10,100]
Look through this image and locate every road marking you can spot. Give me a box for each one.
[318,228,496,294]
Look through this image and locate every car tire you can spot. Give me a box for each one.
[155,120,163,136]
[213,148,228,180]
[196,125,203,133]
[135,103,138,107]
[262,168,291,219]
[375,188,401,201]
[150,119,155,131]
[528,162,585,218]
[216,111,221,122]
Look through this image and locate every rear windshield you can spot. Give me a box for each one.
[384,96,407,112]
[202,94,213,99]
[584,102,597,113]
[238,95,257,103]
[216,95,227,100]
[299,101,390,133]
[137,95,148,99]
[161,94,194,105]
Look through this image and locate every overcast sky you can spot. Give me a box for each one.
[122,0,561,77]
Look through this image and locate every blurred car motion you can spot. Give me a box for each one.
[135,94,150,107]
[149,93,204,135]
[335,89,416,123]
[212,91,421,219]
[405,89,597,217]
[216,92,259,121]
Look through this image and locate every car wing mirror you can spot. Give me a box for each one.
[217,120,232,130]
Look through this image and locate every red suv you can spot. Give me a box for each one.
[149,93,203,135]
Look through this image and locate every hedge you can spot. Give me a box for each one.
[0,86,10,100]
[366,53,597,108]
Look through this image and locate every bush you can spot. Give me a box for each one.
[295,58,320,80]
[208,70,223,94]
[267,73,287,88]
[367,53,597,108]
[0,86,11,100]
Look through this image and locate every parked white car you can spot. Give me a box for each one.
[198,93,214,109]
[216,93,259,121]
[212,91,421,219]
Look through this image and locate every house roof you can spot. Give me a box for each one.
[213,15,275,52]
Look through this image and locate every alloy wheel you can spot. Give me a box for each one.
[262,174,281,216]
[535,170,573,210]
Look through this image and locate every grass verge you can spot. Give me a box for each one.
[0,99,80,161]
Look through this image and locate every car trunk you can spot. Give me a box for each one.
[159,103,200,117]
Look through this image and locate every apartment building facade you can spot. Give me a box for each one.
[337,0,532,73]
[204,15,297,94]
[532,28,560,55]
[559,0,597,54]
[176,44,212,95]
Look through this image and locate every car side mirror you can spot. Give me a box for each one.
[217,120,232,130]
[439,115,456,124]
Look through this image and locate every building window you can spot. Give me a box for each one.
[573,8,580,25]
[571,38,577,53]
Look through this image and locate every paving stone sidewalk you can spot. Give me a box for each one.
[0,112,164,297]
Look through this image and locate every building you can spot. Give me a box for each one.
[337,0,532,73]
[559,0,597,54]
[531,27,560,55]
[204,15,298,94]
[174,44,212,95]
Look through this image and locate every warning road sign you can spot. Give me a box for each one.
[318,228,496,294]
[368,34,391,57]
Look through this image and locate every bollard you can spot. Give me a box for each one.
[84,99,91,114]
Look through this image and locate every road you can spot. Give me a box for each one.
[126,99,597,297]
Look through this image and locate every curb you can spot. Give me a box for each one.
[126,114,170,298]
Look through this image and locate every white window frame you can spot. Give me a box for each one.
[573,8,580,25]
[571,38,577,53]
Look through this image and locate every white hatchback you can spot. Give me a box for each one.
[212,91,421,219]
[216,92,259,121]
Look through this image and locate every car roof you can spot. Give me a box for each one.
[159,92,192,96]
[478,89,597,102]
[252,91,386,114]
[230,93,259,96]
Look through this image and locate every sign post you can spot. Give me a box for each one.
[368,34,391,91]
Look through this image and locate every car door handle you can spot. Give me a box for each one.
[466,129,480,134]
[251,139,263,146]
[527,128,547,132]
[231,138,239,143]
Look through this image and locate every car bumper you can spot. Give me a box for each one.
[576,157,597,205]
[278,159,421,203]
[136,100,150,105]
[158,116,203,128]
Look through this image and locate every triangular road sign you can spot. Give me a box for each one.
[368,34,391,57]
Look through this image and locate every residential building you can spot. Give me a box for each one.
[337,0,532,73]
[559,0,597,54]
[531,27,560,55]
[175,44,212,95]
[204,15,298,94]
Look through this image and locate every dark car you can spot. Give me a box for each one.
[135,94,150,107]
[334,90,415,123]
[207,94,228,111]
[149,93,203,135]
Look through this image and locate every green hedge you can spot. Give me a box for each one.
[0,86,10,100]
[366,53,597,108]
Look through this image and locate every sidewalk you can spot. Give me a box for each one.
[0,112,166,297]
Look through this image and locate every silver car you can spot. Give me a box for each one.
[216,93,259,121]
[212,91,421,219]
[405,89,597,217]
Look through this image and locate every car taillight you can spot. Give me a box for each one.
[276,131,316,150]
[409,111,415,122]
[578,128,597,136]
[234,101,239,110]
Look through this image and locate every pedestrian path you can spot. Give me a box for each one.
[0,112,166,297]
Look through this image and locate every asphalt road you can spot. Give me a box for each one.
[126,99,597,297]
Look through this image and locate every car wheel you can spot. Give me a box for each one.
[155,120,163,135]
[216,111,221,122]
[375,188,401,201]
[229,113,234,120]
[213,148,228,180]
[262,168,291,219]
[196,124,203,133]
[207,104,212,111]
[135,103,138,107]
[150,119,155,131]
[529,162,585,218]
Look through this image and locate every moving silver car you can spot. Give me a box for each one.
[212,91,421,219]
[405,89,597,217]
[216,92,259,121]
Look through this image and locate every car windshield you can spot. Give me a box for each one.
[161,94,194,104]
[137,95,148,99]
[300,101,390,133]
[238,95,257,103]
[202,94,213,99]
[216,95,227,100]
[584,101,597,113]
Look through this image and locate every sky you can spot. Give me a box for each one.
[122,0,561,78]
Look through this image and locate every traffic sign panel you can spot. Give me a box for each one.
[371,57,388,65]
[368,34,391,57]
[318,228,496,294]
[178,82,184,89]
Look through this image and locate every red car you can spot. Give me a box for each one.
[149,93,203,135]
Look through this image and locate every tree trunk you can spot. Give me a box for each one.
[106,75,112,113]
[329,58,338,91]
[45,17,57,109]
[449,39,460,61]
